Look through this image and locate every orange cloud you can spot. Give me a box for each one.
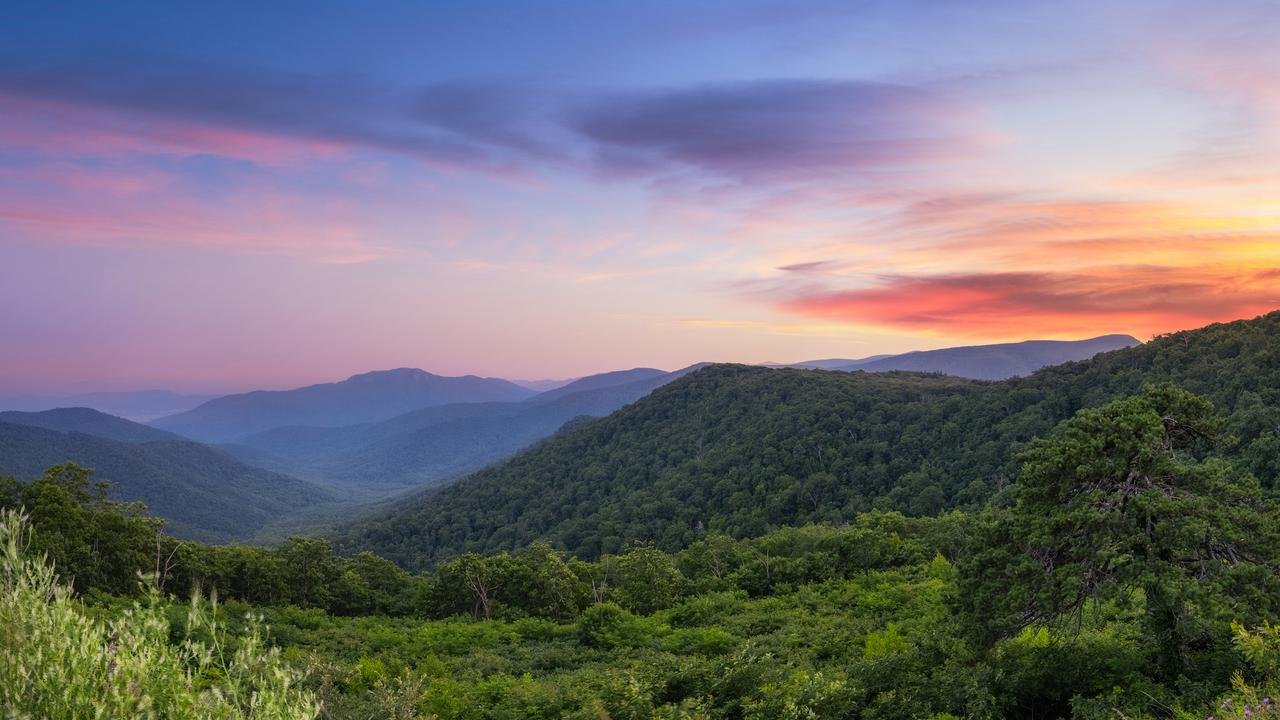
[781,267,1280,339]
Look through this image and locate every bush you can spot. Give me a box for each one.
[0,509,319,718]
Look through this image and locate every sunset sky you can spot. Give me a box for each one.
[2,0,1279,393]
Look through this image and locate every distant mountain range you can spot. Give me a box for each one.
[0,390,214,422]
[223,365,703,492]
[771,334,1140,380]
[152,368,536,442]
[0,408,335,542]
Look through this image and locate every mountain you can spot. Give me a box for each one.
[525,368,668,403]
[151,368,537,442]
[0,390,214,422]
[511,378,577,392]
[831,334,1140,378]
[335,312,1280,568]
[0,413,336,542]
[228,366,703,492]
[789,356,893,370]
[0,407,184,443]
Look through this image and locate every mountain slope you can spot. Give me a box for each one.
[835,334,1140,378]
[335,312,1280,568]
[0,390,214,422]
[230,366,703,491]
[0,422,336,542]
[152,368,536,442]
[525,368,668,404]
[0,407,184,443]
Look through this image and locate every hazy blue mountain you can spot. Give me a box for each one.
[151,368,537,442]
[762,356,893,370]
[229,365,705,491]
[0,420,336,542]
[525,368,668,404]
[511,378,577,392]
[0,390,214,422]
[0,407,184,443]
[838,334,1141,379]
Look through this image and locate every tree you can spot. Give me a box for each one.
[519,542,581,619]
[449,552,516,620]
[7,463,159,595]
[279,537,340,609]
[959,385,1280,677]
[615,542,683,614]
[344,551,415,615]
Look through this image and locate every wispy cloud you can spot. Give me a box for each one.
[571,80,988,182]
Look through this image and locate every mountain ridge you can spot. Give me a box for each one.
[226,364,707,491]
[152,368,536,442]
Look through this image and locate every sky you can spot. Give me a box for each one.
[1,0,1278,393]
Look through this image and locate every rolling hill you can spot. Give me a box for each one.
[335,312,1280,568]
[0,409,337,541]
[151,368,537,442]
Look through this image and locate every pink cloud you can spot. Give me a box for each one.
[780,267,1280,339]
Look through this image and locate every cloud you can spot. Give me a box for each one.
[569,80,987,182]
[777,259,849,274]
[0,56,987,187]
[778,268,1280,338]
[0,56,554,174]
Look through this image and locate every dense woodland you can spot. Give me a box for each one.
[5,313,1280,718]
[338,312,1280,568]
[0,415,335,541]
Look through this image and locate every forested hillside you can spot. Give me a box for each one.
[0,421,336,541]
[338,312,1280,567]
[6,382,1280,718]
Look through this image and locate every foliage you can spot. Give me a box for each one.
[0,508,318,719]
[958,386,1280,679]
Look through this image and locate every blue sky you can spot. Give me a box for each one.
[1,0,1278,392]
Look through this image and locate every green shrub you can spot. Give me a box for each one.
[0,509,319,719]
[660,627,740,656]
